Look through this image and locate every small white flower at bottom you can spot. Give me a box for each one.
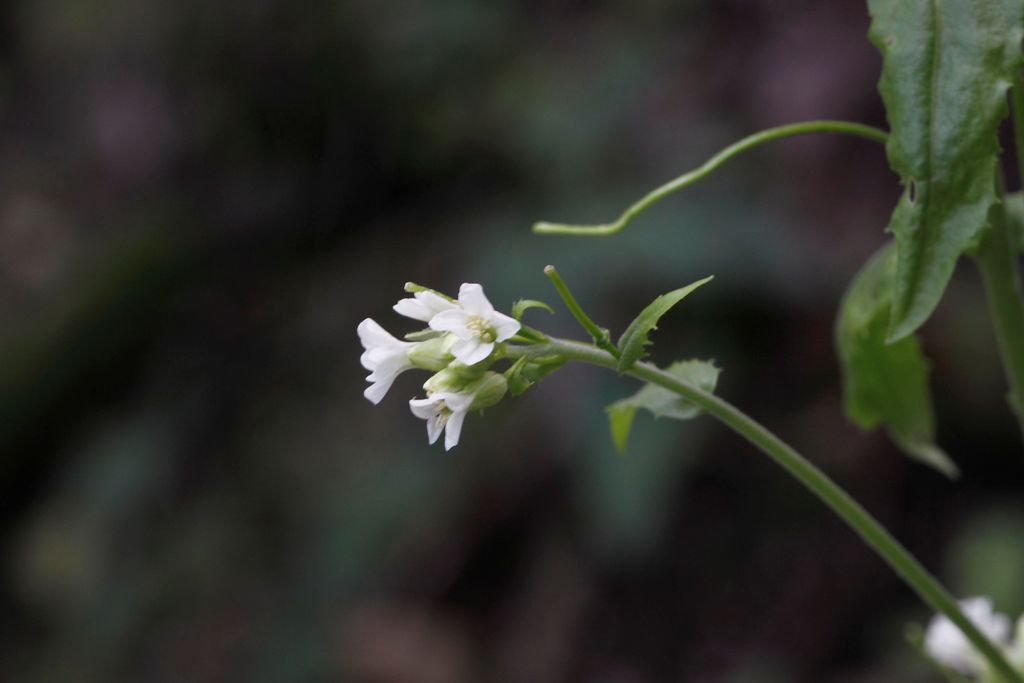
[429,283,520,365]
[923,596,1013,676]
[358,318,416,404]
[409,391,475,451]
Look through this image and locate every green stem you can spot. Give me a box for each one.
[974,195,1024,441]
[506,337,1024,683]
[543,265,619,357]
[533,120,888,236]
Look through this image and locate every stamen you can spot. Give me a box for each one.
[467,316,497,343]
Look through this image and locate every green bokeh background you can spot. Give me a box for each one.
[1,1,1022,681]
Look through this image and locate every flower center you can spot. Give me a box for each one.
[467,315,496,343]
[433,401,453,426]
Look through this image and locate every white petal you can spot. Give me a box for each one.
[363,345,401,369]
[444,410,467,450]
[364,377,394,404]
[491,312,521,341]
[357,318,404,350]
[393,298,432,321]
[410,397,440,419]
[458,283,494,316]
[429,309,472,337]
[924,597,1012,675]
[363,347,395,367]
[442,391,475,412]
[463,340,494,365]
[394,291,457,321]
[365,348,413,385]
[963,597,1011,641]
[425,416,443,444]
[924,618,970,672]
[418,291,458,315]
[366,364,408,387]
[363,348,415,403]
[451,338,493,365]
[449,338,477,361]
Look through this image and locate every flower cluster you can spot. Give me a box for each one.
[358,283,520,450]
[924,596,1024,679]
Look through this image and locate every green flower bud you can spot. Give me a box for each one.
[423,369,507,410]
[467,372,507,410]
[407,336,455,372]
[423,361,486,394]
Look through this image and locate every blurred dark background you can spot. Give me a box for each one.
[2,0,1023,681]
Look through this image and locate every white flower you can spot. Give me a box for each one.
[409,391,475,451]
[924,596,1013,676]
[358,318,417,404]
[393,290,459,322]
[410,371,508,450]
[428,283,520,365]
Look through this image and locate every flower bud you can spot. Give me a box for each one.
[423,368,507,410]
[407,336,454,372]
[423,363,485,394]
[467,372,507,410]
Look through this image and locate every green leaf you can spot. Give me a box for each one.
[616,276,713,373]
[606,359,720,453]
[836,243,958,478]
[511,298,554,320]
[867,0,1023,341]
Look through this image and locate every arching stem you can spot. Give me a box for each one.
[533,120,888,236]
[505,337,1024,683]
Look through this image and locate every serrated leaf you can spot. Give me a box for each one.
[511,298,554,320]
[616,276,713,373]
[867,0,1023,341]
[836,243,958,478]
[606,359,720,453]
